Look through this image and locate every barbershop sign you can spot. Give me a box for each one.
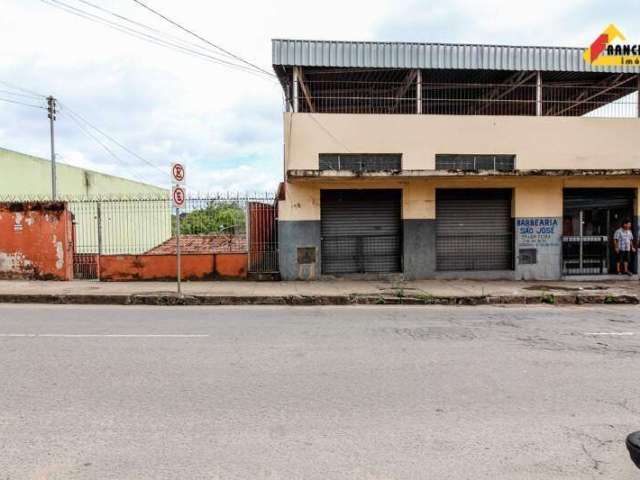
[517,218,559,247]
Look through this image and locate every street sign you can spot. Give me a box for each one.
[171,163,186,297]
[172,185,186,209]
[171,162,186,185]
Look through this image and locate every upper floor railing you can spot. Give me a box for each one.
[287,80,640,118]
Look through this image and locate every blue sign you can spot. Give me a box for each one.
[517,218,559,247]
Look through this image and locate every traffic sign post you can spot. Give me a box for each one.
[176,206,181,296]
[171,174,186,296]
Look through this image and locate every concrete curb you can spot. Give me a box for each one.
[0,293,637,306]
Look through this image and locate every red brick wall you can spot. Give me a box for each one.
[99,253,247,281]
[0,203,73,280]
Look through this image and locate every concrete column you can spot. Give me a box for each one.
[278,220,321,280]
[402,182,435,279]
[292,67,300,113]
[513,180,563,280]
[277,183,320,280]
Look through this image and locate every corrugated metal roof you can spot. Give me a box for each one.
[272,39,640,73]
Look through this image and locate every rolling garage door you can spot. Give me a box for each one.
[321,189,402,274]
[436,189,513,271]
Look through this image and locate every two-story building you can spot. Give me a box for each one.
[273,39,640,280]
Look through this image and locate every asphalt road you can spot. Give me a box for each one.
[0,305,639,480]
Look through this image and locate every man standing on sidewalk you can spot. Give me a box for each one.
[614,219,635,276]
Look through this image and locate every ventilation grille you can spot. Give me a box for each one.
[319,154,401,172]
[436,154,515,172]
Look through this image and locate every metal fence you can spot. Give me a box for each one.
[562,235,609,275]
[293,80,639,117]
[8,194,280,280]
[70,198,173,257]
[299,80,417,114]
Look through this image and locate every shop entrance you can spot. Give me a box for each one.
[320,189,402,275]
[562,189,636,275]
[436,189,514,271]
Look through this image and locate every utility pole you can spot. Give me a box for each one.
[47,96,57,200]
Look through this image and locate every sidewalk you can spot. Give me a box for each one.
[0,278,639,305]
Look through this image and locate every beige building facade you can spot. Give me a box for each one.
[273,39,640,280]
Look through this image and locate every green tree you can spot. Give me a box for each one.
[173,202,245,235]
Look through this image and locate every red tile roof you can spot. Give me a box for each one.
[146,234,247,255]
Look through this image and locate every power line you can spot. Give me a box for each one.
[59,109,131,169]
[62,114,123,168]
[125,2,352,156]
[58,102,165,174]
[41,0,263,75]
[74,0,231,60]
[0,97,46,109]
[40,0,272,79]
[1,78,172,187]
[0,79,46,99]
[61,103,165,174]
[130,0,275,78]
[0,89,46,100]
[307,113,353,153]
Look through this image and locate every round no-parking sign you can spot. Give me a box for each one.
[172,185,186,209]
[171,162,185,184]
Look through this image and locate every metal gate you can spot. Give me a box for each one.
[71,202,101,280]
[562,188,635,275]
[321,189,402,274]
[436,189,513,271]
[248,201,279,274]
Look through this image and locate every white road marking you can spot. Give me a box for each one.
[0,334,209,338]
[584,332,635,336]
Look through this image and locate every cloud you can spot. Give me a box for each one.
[0,0,288,193]
[0,0,392,196]
[374,0,640,47]
[2,0,640,197]
[187,164,281,194]
[0,52,283,192]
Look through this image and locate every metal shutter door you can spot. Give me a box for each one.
[436,189,513,271]
[321,190,402,274]
[564,188,636,210]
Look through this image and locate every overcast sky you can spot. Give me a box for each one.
[1,0,638,193]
